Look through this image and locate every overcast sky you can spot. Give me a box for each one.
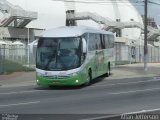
[133,0,160,24]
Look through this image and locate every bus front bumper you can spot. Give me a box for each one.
[36,75,85,86]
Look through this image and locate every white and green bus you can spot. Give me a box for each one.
[36,26,115,86]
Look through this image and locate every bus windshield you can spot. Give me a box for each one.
[36,37,81,71]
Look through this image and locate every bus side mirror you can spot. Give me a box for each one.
[82,38,87,53]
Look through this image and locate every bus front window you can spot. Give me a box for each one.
[36,37,81,71]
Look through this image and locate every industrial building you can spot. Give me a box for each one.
[0,0,43,44]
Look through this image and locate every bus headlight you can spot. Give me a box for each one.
[75,80,79,83]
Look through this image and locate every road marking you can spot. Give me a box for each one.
[91,78,160,87]
[108,87,160,95]
[123,108,160,115]
[0,101,40,107]
[82,108,160,120]
[81,115,119,120]
[0,83,35,88]
[0,90,39,95]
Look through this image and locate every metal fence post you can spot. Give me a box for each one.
[158,47,159,62]
[3,44,5,73]
[0,44,5,73]
[0,45,2,73]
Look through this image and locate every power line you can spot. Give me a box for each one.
[53,0,160,6]
[53,0,140,3]
[52,0,160,7]
[148,1,160,5]
[52,0,144,6]
[136,0,160,5]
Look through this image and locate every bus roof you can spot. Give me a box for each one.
[41,26,113,38]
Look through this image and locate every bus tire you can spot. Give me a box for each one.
[104,63,110,77]
[85,69,92,86]
[108,63,111,75]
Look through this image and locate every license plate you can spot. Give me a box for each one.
[53,81,60,84]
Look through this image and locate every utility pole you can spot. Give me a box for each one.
[28,28,30,68]
[144,0,148,71]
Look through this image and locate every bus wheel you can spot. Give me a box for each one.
[108,63,111,75]
[85,70,92,86]
[105,63,110,77]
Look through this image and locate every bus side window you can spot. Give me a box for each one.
[108,35,114,48]
[100,34,105,49]
[104,35,109,49]
[95,34,102,50]
[110,35,114,48]
[88,33,96,51]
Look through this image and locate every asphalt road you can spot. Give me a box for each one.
[0,75,160,120]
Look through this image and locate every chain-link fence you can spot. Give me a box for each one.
[0,44,35,73]
[1,43,160,73]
